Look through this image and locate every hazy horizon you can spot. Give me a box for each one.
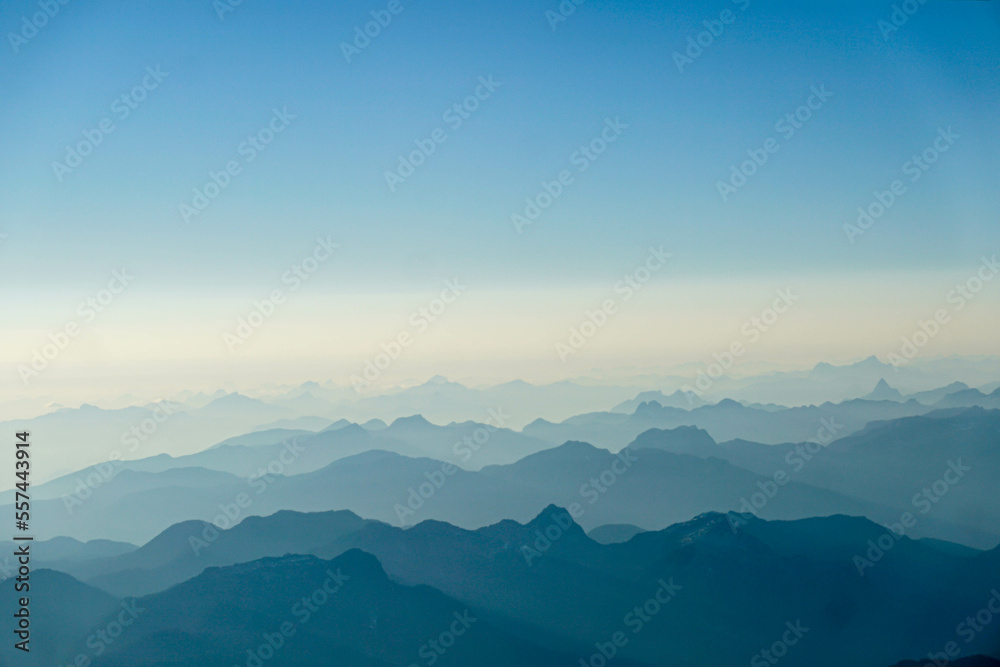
[3,0,999,407]
[2,1,999,665]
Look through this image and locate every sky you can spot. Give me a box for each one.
[1,0,998,402]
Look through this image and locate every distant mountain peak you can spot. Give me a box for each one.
[362,418,388,430]
[551,440,603,455]
[856,355,886,367]
[389,414,434,428]
[215,549,386,582]
[204,392,256,408]
[631,426,717,454]
[632,400,664,416]
[526,504,587,537]
[320,418,356,433]
[864,378,903,401]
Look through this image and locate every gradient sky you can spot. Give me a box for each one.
[1,0,998,401]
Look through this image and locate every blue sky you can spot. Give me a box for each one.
[1,0,998,397]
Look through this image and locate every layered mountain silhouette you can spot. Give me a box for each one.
[523,396,941,448]
[8,508,999,666]
[0,551,578,667]
[7,408,998,548]
[9,368,999,489]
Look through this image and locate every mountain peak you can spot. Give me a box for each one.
[526,504,587,537]
[631,426,717,454]
[204,392,257,409]
[632,400,664,416]
[552,440,603,455]
[864,378,903,401]
[320,418,356,433]
[389,414,434,428]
